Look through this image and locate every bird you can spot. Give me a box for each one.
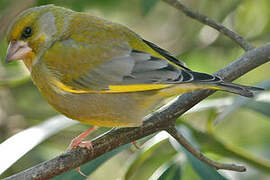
[5,5,262,154]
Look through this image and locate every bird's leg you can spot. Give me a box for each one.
[67,126,98,177]
[67,126,98,150]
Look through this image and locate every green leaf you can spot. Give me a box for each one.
[125,138,168,179]
[181,162,202,180]
[157,163,181,180]
[0,116,77,175]
[140,0,159,16]
[125,132,177,180]
[53,144,130,180]
[178,121,270,174]
[245,101,270,118]
[214,79,270,124]
[170,126,228,180]
[183,150,227,180]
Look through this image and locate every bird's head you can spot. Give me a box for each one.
[5,5,73,68]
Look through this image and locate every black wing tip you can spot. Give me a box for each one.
[142,39,191,71]
[247,86,265,91]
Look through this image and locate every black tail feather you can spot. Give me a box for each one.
[218,82,264,98]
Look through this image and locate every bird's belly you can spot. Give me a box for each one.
[40,85,161,127]
[31,66,164,127]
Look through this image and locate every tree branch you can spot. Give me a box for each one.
[4,41,270,180]
[166,126,246,172]
[162,0,254,51]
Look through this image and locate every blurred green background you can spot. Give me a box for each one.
[0,0,270,179]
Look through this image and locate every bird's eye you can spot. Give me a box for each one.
[22,26,32,39]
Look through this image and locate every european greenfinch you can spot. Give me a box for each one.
[5,5,262,146]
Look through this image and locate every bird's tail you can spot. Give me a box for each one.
[216,82,264,98]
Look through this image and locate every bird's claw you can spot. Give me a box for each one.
[76,167,87,177]
[132,141,141,150]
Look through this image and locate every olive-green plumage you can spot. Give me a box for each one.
[5,5,262,127]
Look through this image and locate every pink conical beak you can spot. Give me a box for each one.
[5,41,32,63]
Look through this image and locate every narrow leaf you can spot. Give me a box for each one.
[125,138,169,179]
[125,131,176,180]
[0,116,77,175]
[170,126,228,180]
[245,101,270,117]
[141,0,159,15]
[157,163,181,180]
[214,80,270,124]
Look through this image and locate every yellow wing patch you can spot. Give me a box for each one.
[51,77,172,94]
[108,84,172,93]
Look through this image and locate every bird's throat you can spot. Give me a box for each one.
[23,51,37,72]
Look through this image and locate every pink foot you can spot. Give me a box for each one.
[67,126,98,151]
[132,141,141,150]
[67,126,98,177]
[68,139,94,151]
[76,167,87,177]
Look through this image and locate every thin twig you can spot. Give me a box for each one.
[4,42,270,180]
[162,0,254,51]
[166,126,246,172]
